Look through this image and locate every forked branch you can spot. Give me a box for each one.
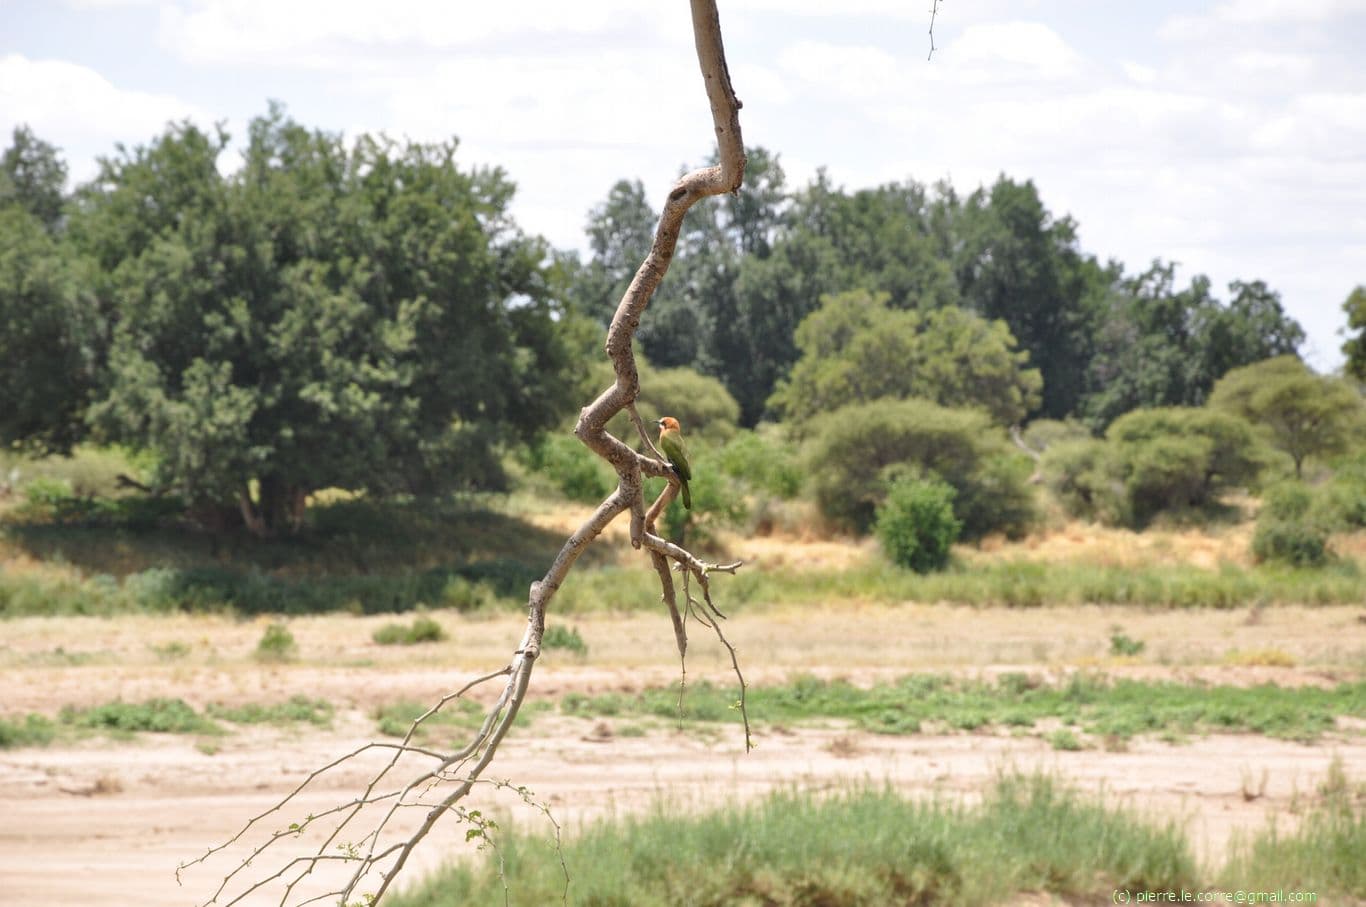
[182,3,748,904]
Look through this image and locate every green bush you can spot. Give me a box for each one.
[875,477,961,573]
[612,360,742,444]
[1106,408,1264,525]
[542,624,588,656]
[1252,521,1329,567]
[0,714,57,748]
[652,449,748,546]
[714,428,803,499]
[1319,451,1366,529]
[254,621,297,662]
[61,698,220,735]
[522,433,615,504]
[1044,407,1266,528]
[1109,632,1146,657]
[1042,438,1126,523]
[805,399,1036,539]
[1261,481,1315,521]
[1252,481,1332,567]
[373,615,447,646]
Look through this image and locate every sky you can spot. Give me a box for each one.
[3,0,1364,371]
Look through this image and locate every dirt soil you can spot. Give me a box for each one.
[2,605,1363,907]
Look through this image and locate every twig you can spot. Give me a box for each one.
[928,0,943,61]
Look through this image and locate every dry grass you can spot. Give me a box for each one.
[962,522,1258,570]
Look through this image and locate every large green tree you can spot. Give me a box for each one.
[951,176,1107,420]
[0,205,101,454]
[0,127,102,454]
[768,290,1041,425]
[1082,263,1305,428]
[69,107,572,534]
[1209,355,1363,477]
[1,125,68,232]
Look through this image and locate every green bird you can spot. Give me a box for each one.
[655,416,692,509]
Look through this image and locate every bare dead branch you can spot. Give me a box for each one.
[187,3,749,904]
[928,0,943,60]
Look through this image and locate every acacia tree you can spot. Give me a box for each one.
[1209,355,1364,477]
[183,3,749,903]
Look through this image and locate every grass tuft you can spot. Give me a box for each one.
[59,698,222,736]
[387,773,1198,907]
[558,675,1364,744]
[372,615,447,646]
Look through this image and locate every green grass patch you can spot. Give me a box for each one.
[542,624,587,656]
[1221,759,1366,899]
[560,674,1365,744]
[387,773,1199,907]
[554,559,1366,613]
[205,695,334,726]
[373,615,447,646]
[373,699,492,739]
[6,695,339,747]
[0,713,57,748]
[59,698,223,736]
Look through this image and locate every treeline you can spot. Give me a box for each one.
[3,108,1365,554]
[564,148,1314,427]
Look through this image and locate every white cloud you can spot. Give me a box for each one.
[156,0,681,67]
[1214,0,1366,24]
[939,22,1082,81]
[776,41,900,100]
[0,54,209,181]
[1122,61,1158,84]
[1162,0,1366,39]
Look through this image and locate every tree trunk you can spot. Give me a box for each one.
[239,477,307,537]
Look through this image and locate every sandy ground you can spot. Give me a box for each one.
[2,605,1363,906]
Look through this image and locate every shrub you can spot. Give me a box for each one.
[255,621,297,662]
[805,399,1036,539]
[1319,451,1366,529]
[653,449,748,547]
[0,714,57,748]
[714,428,803,499]
[1041,439,1126,523]
[616,362,741,443]
[875,477,961,573]
[542,624,588,656]
[1252,521,1329,567]
[373,615,447,646]
[1048,407,1269,528]
[522,433,614,504]
[1109,632,1146,657]
[1106,408,1264,524]
[61,698,219,735]
[1252,481,1332,567]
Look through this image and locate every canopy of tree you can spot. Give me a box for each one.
[569,156,1307,429]
[1045,407,1267,528]
[1,111,574,534]
[769,290,1042,426]
[1209,355,1364,478]
[804,398,1036,540]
